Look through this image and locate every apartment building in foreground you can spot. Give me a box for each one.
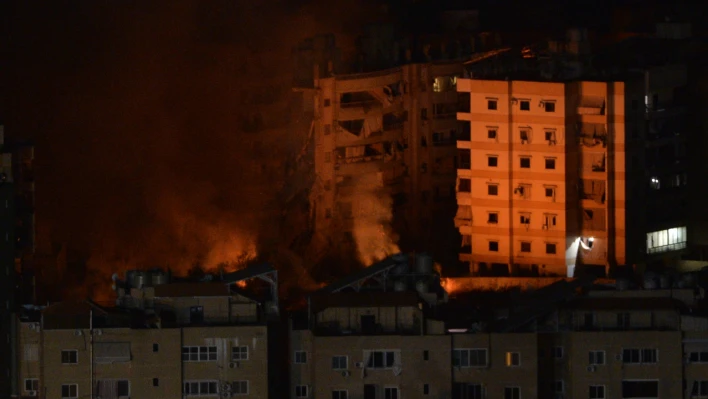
[289,253,708,399]
[16,264,280,399]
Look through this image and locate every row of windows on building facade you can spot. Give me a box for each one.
[458,180,558,200]
[54,345,251,365]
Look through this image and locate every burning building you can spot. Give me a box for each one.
[306,62,467,268]
[16,263,280,399]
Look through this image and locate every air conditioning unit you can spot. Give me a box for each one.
[341,370,351,377]
[355,362,365,369]
[587,365,596,372]
[74,330,83,336]
[27,391,37,397]
[229,362,240,369]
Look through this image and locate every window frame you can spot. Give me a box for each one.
[24,378,39,392]
[589,350,606,365]
[294,351,308,364]
[520,241,531,253]
[332,390,348,399]
[504,386,521,399]
[487,212,499,224]
[519,157,531,169]
[519,100,530,111]
[546,243,557,254]
[61,350,78,365]
[61,384,78,399]
[487,128,498,140]
[232,380,249,396]
[622,348,658,364]
[489,241,499,252]
[452,348,489,368]
[487,184,499,196]
[182,346,218,362]
[183,380,219,397]
[487,99,498,110]
[545,158,556,170]
[232,345,249,361]
[295,385,309,398]
[589,385,606,399]
[544,101,556,112]
[332,355,348,370]
[505,352,521,367]
[384,386,400,399]
[487,155,498,167]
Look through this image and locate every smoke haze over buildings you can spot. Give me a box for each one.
[6,0,389,299]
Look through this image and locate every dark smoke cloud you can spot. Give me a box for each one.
[7,0,385,297]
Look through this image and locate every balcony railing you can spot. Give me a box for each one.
[647,242,687,254]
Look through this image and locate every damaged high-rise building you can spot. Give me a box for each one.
[307,62,467,266]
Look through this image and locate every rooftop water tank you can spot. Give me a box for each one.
[132,271,150,289]
[415,253,434,275]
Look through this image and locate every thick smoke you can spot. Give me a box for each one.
[350,173,400,265]
[8,0,389,300]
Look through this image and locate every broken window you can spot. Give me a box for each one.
[545,130,557,145]
[458,178,471,193]
[520,129,530,144]
[582,209,606,231]
[545,186,556,199]
[514,184,531,199]
[519,213,531,225]
[543,214,557,229]
[580,180,605,204]
[455,205,472,227]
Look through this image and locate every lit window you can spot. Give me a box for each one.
[646,227,687,254]
[505,352,520,366]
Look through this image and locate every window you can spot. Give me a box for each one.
[384,387,399,399]
[423,350,429,361]
[515,184,530,199]
[294,351,307,364]
[295,385,308,398]
[544,101,555,112]
[487,99,497,110]
[232,346,249,361]
[184,381,218,396]
[504,387,520,399]
[153,378,159,387]
[545,158,556,169]
[519,157,530,168]
[555,380,564,393]
[61,350,78,364]
[689,351,708,363]
[153,343,159,352]
[458,178,471,193]
[452,349,488,367]
[487,184,498,196]
[519,213,530,225]
[324,99,331,107]
[589,351,605,365]
[332,390,348,399]
[366,350,398,369]
[520,129,530,143]
[182,346,217,362]
[61,384,78,398]
[233,381,249,395]
[520,100,530,111]
[488,213,498,224]
[332,355,348,370]
[24,344,39,362]
[622,380,658,398]
[324,124,331,135]
[96,380,130,398]
[646,226,687,254]
[488,129,497,140]
[692,381,708,398]
[545,187,555,198]
[24,379,38,392]
[617,313,631,329]
[520,242,531,253]
[545,243,557,254]
[544,214,557,229]
[589,385,606,399]
[554,346,564,359]
[489,241,499,252]
[190,306,204,323]
[505,352,520,367]
[488,156,498,167]
[622,348,658,364]
[423,384,430,395]
[545,130,556,143]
